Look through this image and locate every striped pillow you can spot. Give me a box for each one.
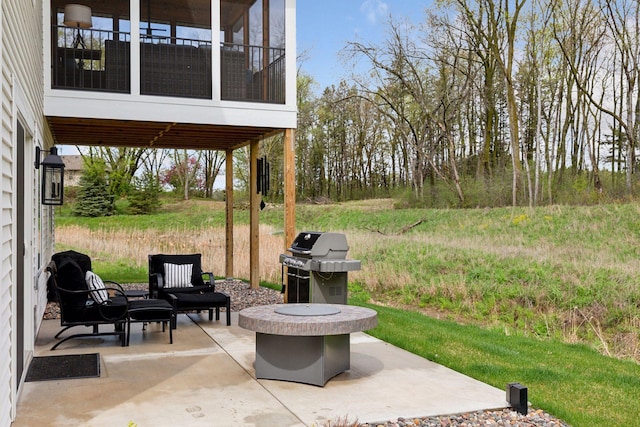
[164,263,193,288]
[85,271,109,304]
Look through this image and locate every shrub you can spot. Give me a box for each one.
[127,172,162,215]
[73,159,114,217]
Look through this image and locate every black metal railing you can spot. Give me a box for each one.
[52,26,285,103]
[140,35,212,99]
[221,43,285,104]
[52,26,131,93]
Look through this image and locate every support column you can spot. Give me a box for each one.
[283,129,296,303]
[250,140,260,289]
[284,128,296,250]
[225,149,234,280]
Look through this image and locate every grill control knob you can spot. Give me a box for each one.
[304,233,311,240]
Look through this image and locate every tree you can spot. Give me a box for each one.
[127,172,162,214]
[162,150,201,199]
[202,150,225,198]
[448,0,527,206]
[83,146,150,197]
[73,158,114,217]
[346,17,466,204]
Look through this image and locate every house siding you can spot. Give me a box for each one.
[0,64,14,427]
[1,0,50,424]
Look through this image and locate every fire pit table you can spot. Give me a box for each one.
[239,303,377,386]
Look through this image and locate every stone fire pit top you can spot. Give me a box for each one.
[238,304,377,336]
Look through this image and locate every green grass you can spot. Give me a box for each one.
[56,197,640,426]
[54,243,148,283]
[349,286,640,426]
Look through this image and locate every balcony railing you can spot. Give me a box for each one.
[140,35,212,99]
[52,27,285,103]
[52,26,130,93]
[221,43,285,104]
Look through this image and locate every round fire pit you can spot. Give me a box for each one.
[274,304,341,316]
[239,304,377,386]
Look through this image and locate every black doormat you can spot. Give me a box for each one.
[25,353,100,382]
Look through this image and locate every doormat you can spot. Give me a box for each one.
[25,353,100,382]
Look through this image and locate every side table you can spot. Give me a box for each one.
[127,299,174,345]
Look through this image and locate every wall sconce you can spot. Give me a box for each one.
[35,147,65,206]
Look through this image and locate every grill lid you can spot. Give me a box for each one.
[288,231,349,259]
[288,232,323,255]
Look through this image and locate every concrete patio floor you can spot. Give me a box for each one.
[14,312,508,426]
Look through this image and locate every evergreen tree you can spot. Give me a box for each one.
[73,159,114,217]
[127,172,162,215]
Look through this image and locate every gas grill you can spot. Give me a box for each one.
[279,232,361,304]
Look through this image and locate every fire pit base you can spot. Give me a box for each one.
[255,333,349,386]
[239,304,377,386]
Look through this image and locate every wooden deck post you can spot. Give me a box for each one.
[283,128,296,303]
[225,149,234,280]
[250,140,260,289]
[284,128,296,249]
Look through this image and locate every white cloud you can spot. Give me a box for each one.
[360,0,388,24]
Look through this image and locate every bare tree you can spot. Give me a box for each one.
[346,17,466,204]
[449,0,527,206]
[82,146,150,196]
[202,150,225,198]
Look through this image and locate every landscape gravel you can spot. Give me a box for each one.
[359,408,570,427]
[44,280,569,427]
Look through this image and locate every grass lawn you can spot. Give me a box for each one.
[56,198,640,426]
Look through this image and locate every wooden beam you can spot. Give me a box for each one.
[225,149,234,280]
[284,128,296,250]
[249,139,260,289]
[283,128,296,303]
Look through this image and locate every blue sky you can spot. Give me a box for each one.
[296,0,429,91]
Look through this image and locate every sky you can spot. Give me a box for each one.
[58,1,429,156]
[296,0,430,92]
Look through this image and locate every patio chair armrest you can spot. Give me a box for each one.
[166,293,179,327]
[46,260,57,275]
[97,293,129,322]
[105,285,128,300]
[149,272,164,298]
[103,280,125,293]
[202,271,215,289]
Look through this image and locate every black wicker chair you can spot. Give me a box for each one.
[148,254,231,328]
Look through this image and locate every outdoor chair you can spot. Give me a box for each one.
[48,250,174,349]
[148,253,231,328]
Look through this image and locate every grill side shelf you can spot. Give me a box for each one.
[309,259,362,273]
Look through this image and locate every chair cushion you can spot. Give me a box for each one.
[149,254,205,287]
[56,258,89,307]
[85,271,109,304]
[128,299,173,321]
[173,292,229,309]
[162,285,212,295]
[53,250,92,274]
[164,263,193,288]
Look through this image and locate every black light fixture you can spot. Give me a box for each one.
[35,146,65,205]
[507,382,528,415]
[257,156,270,211]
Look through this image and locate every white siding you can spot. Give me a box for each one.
[1,0,50,424]
[0,56,14,427]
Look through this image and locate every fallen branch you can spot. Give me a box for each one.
[400,219,425,234]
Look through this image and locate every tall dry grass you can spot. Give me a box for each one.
[57,224,284,283]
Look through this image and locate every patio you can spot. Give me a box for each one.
[14,311,508,426]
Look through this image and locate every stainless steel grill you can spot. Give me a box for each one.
[279,232,361,304]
